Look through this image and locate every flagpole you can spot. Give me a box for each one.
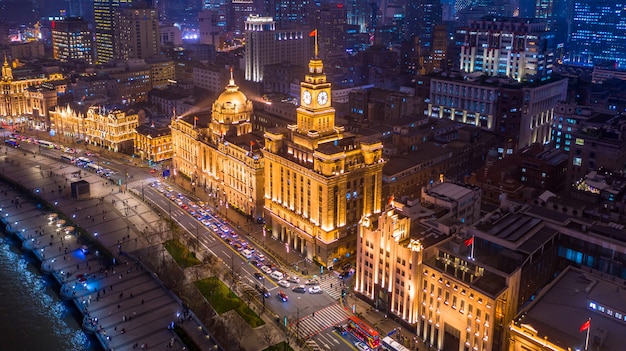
[470,235,475,260]
[585,318,590,351]
[315,29,318,58]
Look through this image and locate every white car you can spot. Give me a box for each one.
[355,342,371,351]
[261,265,272,274]
[277,280,291,288]
[287,275,300,284]
[308,285,322,294]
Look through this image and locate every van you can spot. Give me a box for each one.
[241,249,252,259]
[270,271,284,280]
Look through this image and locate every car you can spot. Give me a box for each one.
[277,291,288,302]
[305,279,320,285]
[150,169,156,173]
[232,243,243,251]
[277,280,290,288]
[201,219,211,226]
[308,286,322,294]
[250,259,259,267]
[342,262,352,271]
[253,272,264,280]
[355,342,371,351]
[287,276,300,284]
[292,286,306,294]
[255,253,266,261]
[261,265,272,274]
[255,284,270,298]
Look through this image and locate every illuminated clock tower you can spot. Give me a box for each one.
[263,30,385,267]
[297,47,334,134]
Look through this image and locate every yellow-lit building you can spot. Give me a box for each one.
[85,105,139,153]
[356,200,513,351]
[262,52,385,267]
[171,71,265,218]
[49,104,88,141]
[0,57,60,129]
[134,122,173,163]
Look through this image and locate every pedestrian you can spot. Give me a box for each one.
[118,304,121,310]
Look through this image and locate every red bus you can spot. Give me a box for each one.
[346,316,380,349]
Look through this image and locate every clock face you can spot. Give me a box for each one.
[317,91,328,105]
[302,90,312,105]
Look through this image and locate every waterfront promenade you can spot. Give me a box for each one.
[0,147,219,351]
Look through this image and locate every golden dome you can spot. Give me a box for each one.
[214,69,248,110]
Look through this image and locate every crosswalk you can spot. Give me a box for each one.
[317,275,343,300]
[292,303,350,340]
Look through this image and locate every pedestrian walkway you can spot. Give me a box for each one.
[0,147,221,351]
[316,273,343,300]
[292,303,350,340]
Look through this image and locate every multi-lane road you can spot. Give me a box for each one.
[7,133,364,351]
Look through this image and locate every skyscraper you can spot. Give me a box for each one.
[94,0,134,64]
[114,6,160,60]
[567,0,626,68]
[243,15,310,82]
[51,17,93,64]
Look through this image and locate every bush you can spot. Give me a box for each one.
[195,277,265,327]
[165,239,201,268]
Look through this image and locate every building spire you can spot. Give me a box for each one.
[229,66,235,86]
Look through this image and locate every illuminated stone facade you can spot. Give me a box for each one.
[85,105,139,153]
[171,71,265,218]
[262,54,385,267]
[134,122,173,163]
[49,104,88,140]
[0,57,59,129]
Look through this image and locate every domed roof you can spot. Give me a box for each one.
[214,69,248,109]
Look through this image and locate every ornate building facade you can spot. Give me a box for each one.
[85,105,139,153]
[171,71,265,219]
[134,122,173,163]
[0,57,60,130]
[262,51,385,267]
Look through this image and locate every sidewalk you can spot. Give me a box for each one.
[0,146,220,351]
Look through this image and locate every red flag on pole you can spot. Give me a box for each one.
[579,319,590,332]
[464,237,474,247]
[309,29,317,37]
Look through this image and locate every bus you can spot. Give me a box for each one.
[60,154,75,163]
[38,140,54,149]
[346,316,380,349]
[75,157,92,167]
[87,163,103,172]
[381,336,411,351]
[4,138,19,148]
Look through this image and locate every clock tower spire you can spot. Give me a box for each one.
[297,29,334,135]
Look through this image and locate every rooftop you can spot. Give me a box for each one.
[513,266,626,351]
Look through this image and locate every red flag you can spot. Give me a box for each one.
[464,237,474,247]
[579,319,590,332]
[309,29,317,37]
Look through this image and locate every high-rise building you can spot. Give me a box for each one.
[262,45,385,267]
[345,0,370,32]
[198,10,225,47]
[263,0,311,28]
[458,17,555,83]
[314,2,347,58]
[243,15,310,82]
[51,17,93,64]
[114,6,160,60]
[94,0,135,64]
[567,0,626,68]
[405,0,442,47]
[229,0,254,33]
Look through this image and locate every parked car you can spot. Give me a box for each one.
[308,286,322,294]
[277,291,288,302]
[277,280,290,288]
[292,285,306,294]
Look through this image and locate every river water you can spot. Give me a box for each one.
[0,233,99,351]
